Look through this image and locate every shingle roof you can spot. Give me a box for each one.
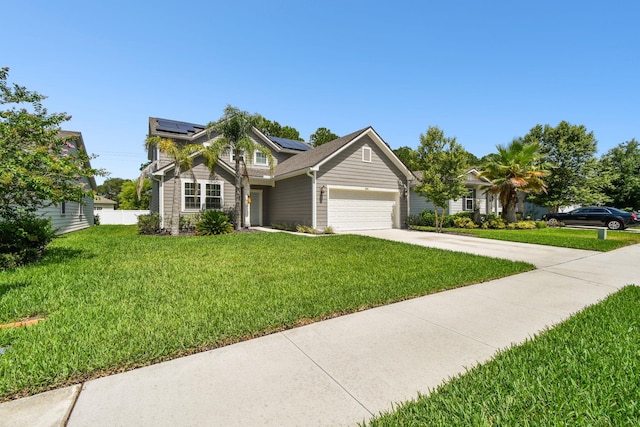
[274,127,370,177]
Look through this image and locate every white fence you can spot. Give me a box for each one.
[96,210,150,225]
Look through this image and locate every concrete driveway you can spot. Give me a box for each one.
[349,228,600,268]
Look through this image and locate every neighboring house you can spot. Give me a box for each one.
[409,169,498,216]
[36,131,97,234]
[94,196,117,211]
[147,118,413,232]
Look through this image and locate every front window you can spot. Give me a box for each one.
[463,189,476,211]
[230,148,245,163]
[205,183,222,209]
[184,182,201,210]
[254,150,268,166]
[184,180,223,211]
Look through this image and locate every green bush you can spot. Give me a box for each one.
[535,220,547,229]
[0,213,55,269]
[179,213,200,232]
[454,217,477,229]
[195,210,233,235]
[137,213,162,235]
[406,210,471,228]
[482,215,507,229]
[296,224,318,234]
[222,207,236,227]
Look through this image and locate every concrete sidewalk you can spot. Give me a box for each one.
[1,232,637,427]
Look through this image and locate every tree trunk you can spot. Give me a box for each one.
[502,189,518,223]
[170,168,181,236]
[234,151,242,231]
[434,205,442,232]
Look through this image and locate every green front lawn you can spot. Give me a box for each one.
[411,226,640,251]
[0,226,532,399]
[367,285,640,426]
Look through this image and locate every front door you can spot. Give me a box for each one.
[249,190,262,226]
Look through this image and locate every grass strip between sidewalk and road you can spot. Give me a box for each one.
[410,226,640,251]
[367,285,640,426]
[0,225,532,400]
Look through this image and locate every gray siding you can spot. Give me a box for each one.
[409,189,438,216]
[269,174,312,226]
[160,159,236,226]
[37,196,94,235]
[316,136,408,228]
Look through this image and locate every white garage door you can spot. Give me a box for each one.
[328,188,398,231]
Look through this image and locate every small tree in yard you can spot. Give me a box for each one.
[0,67,100,218]
[0,66,102,267]
[205,105,274,231]
[415,126,469,232]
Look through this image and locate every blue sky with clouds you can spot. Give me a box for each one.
[4,0,639,183]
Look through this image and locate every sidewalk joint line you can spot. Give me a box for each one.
[63,382,83,426]
[280,332,375,418]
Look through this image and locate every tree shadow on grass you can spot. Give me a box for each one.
[39,247,94,266]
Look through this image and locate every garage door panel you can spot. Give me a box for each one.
[328,189,398,231]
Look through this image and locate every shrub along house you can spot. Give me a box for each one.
[147,118,413,232]
[409,169,498,217]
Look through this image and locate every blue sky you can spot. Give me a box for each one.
[4,1,639,184]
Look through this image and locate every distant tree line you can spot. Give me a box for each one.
[395,121,640,221]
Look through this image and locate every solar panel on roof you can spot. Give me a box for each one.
[268,136,311,151]
[156,119,205,134]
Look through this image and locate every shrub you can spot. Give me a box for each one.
[0,213,55,269]
[94,214,100,226]
[195,210,233,235]
[482,215,507,229]
[513,220,537,229]
[535,220,547,229]
[323,226,335,234]
[296,224,318,234]
[222,207,236,227]
[454,217,477,229]
[180,213,200,232]
[137,213,162,235]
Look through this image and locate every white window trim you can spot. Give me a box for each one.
[182,179,224,212]
[229,147,245,163]
[362,146,372,163]
[463,189,476,211]
[254,150,268,166]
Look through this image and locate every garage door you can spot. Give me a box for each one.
[327,188,398,231]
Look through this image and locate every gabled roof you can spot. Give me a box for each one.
[274,128,369,177]
[94,196,117,205]
[274,127,413,180]
[411,168,493,186]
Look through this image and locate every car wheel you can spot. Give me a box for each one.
[607,220,623,230]
[547,218,561,227]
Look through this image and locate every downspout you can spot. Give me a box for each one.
[406,177,411,227]
[306,168,318,229]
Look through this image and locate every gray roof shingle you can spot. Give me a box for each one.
[274,127,370,177]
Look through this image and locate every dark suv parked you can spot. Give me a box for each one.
[542,207,637,230]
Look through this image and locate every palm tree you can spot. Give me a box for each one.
[205,105,274,230]
[143,136,200,235]
[479,139,550,223]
